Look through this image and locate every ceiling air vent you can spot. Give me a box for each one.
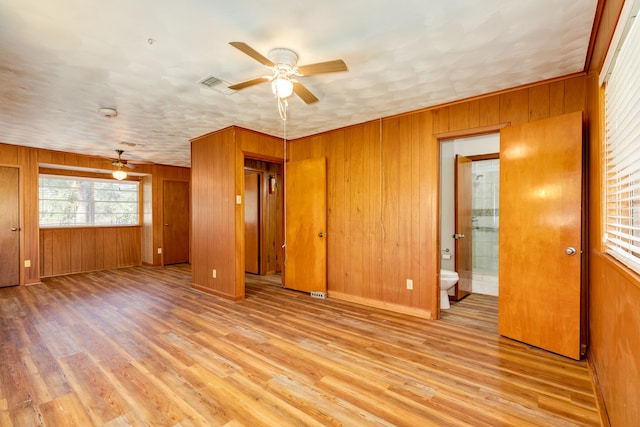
[198,75,237,95]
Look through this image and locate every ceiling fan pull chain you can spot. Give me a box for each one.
[278,97,288,121]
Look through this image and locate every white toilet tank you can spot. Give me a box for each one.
[440,269,459,280]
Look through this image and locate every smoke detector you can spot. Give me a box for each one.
[99,107,118,118]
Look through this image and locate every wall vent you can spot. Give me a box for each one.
[198,75,237,95]
[310,291,327,299]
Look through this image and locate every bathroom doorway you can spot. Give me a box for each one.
[440,133,500,305]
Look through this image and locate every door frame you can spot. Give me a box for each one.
[0,164,23,286]
[161,178,191,266]
[241,153,285,293]
[436,125,506,317]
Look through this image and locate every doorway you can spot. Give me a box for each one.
[162,180,190,265]
[243,158,283,284]
[440,134,500,304]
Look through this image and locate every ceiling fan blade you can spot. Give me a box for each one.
[296,59,348,76]
[229,42,274,67]
[228,77,269,91]
[292,81,319,104]
[123,162,136,170]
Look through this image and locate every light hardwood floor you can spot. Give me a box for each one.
[0,266,600,426]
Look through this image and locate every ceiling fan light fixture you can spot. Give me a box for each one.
[272,78,293,99]
[112,169,127,180]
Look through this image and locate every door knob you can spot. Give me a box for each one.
[11,227,18,231]
[164,224,170,226]
[565,247,577,255]
[318,232,327,238]
[453,233,465,239]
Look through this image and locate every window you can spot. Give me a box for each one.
[39,175,140,227]
[602,1,640,273]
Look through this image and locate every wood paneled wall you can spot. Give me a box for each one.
[40,227,141,277]
[0,142,188,284]
[585,1,640,425]
[190,127,283,300]
[289,75,586,318]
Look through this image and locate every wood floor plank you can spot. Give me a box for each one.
[0,266,600,426]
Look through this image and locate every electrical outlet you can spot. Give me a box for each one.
[157,248,162,254]
[24,260,31,267]
[406,279,413,290]
[212,269,217,279]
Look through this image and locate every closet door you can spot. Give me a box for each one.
[0,166,20,287]
[498,111,583,360]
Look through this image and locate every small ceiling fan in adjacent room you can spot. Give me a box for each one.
[111,149,136,180]
[227,41,348,104]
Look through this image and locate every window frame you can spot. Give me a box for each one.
[39,173,142,228]
[600,0,640,275]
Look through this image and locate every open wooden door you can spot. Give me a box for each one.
[284,158,327,293]
[454,154,473,300]
[162,180,190,265]
[0,166,20,287]
[499,111,583,360]
[244,170,260,274]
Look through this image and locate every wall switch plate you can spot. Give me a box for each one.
[157,248,162,254]
[24,259,31,267]
[212,269,217,279]
[406,279,413,290]
[236,195,242,204]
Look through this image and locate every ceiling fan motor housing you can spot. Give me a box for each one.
[268,48,299,72]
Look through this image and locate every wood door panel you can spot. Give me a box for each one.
[498,111,583,360]
[455,155,473,299]
[244,170,260,274]
[0,166,20,287]
[163,180,190,265]
[284,158,327,293]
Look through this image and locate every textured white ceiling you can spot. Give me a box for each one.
[0,0,598,167]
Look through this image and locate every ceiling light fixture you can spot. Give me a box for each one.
[112,168,127,180]
[271,78,293,99]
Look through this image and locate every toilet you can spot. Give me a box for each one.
[440,269,459,309]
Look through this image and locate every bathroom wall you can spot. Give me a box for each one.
[471,159,500,295]
[440,133,500,295]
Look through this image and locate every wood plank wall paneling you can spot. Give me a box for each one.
[191,128,237,298]
[0,142,188,283]
[585,1,639,425]
[288,75,585,319]
[588,0,625,74]
[190,127,283,300]
[39,227,142,277]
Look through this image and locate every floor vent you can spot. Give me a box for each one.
[310,291,327,299]
[198,75,237,95]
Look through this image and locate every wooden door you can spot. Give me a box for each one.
[498,111,583,360]
[284,158,327,293]
[454,154,473,300]
[0,166,20,287]
[162,180,190,265]
[244,170,260,274]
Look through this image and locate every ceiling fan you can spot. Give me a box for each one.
[228,42,348,104]
[111,149,135,180]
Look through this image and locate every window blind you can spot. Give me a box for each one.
[603,3,640,274]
